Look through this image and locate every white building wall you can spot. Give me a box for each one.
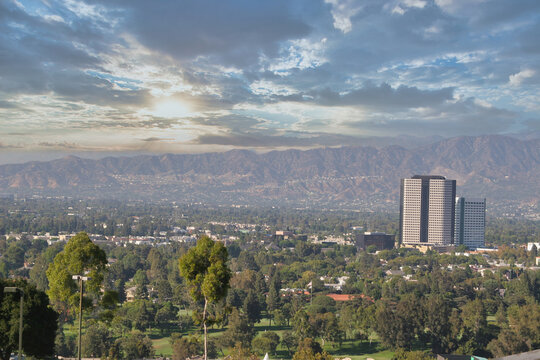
[401,178,422,244]
[455,197,485,248]
[427,179,455,245]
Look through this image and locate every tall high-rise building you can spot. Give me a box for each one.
[400,175,456,246]
[454,197,485,249]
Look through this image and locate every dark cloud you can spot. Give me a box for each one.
[273,83,454,110]
[343,98,517,136]
[110,0,313,67]
[0,142,23,149]
[0,100,19,109]
[141,137,173,142]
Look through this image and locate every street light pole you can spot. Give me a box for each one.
[72,275,89,360]
[4,287,24,360]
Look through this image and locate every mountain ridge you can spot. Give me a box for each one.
[1,135,538,210]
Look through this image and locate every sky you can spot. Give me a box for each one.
[0,0,539,164]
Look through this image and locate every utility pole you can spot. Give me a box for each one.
[72,275,90,360]
[4,287,24,360]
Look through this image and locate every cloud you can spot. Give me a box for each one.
[104,0,312,68]
[508,69,536,86]
[37,141,95,150]
[140,137,173,142]
[324,0,364,33]
[193,132,362,148]
[277,83,455,110]
[0,142,23,149]
[342,97,517,136]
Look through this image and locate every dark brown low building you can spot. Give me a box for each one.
[355,232,395,251]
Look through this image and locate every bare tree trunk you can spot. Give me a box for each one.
[203,297,208,360]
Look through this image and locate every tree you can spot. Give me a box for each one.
[292,310,315,341]
[281,331,297,356]
[266,274,281,326]
[133,269,149,299]
[0,279,58,360]
[243,290,263,325]
[292,338,332,360]
[81,322,111,358]
[391,348,433,360]
[172,335,203,360]
[133,300,154,331]
[28,243,63,291]
[220,308,255,350]
[423,295,453,353]
[155,302,177,334]
[252,331,280,355]
[46,232,107,316]
[179,236,231,360]
[116,330,154,360]
[312,312,343,347]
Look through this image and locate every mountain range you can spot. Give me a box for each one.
[1,135,539,211]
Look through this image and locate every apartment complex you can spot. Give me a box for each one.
[454,197,486,249]
[400,175,456,246]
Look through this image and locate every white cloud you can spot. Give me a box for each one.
[266,38,328,74]
[387,0,427,15]
[249,80,298,97]
[43,14,65,23]
[324,0,363,33]
[508,69,536,86]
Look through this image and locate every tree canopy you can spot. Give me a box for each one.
[0,279,58,360]
[179,236,231,360]
[46,232,107,315]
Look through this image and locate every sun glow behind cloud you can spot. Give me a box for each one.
[141,99,194,119]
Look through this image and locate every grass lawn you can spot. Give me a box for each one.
[152,336,173,357]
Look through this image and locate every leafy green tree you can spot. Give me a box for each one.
[55,327,76,357]
[423,295,453,353]
[81,322,111,358]
[116,330,154,360]
[220,308,255,349]
[29,243,63,291]
[133,300,154,331]
[155,302,177,334]
[243,289,263,325]
[0,279,58,360]
[156,278,173,303]
[133,269,149,299]
[487,329,529,358]
[281,331,297,356]
[391,348,432,360]
[292,310,315,341]
[266,274,281,326]
[292,338,332,360]
[172,335,203,360]
[179,236,231,360]
[3,243,24,272]
[252,331,280,355]
[374,298,419,349]
[46,232,107,316]
[312,312,343,347]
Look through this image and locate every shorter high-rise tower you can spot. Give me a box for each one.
[454,197,486,249]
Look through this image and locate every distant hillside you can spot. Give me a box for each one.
[1,135,539,211]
